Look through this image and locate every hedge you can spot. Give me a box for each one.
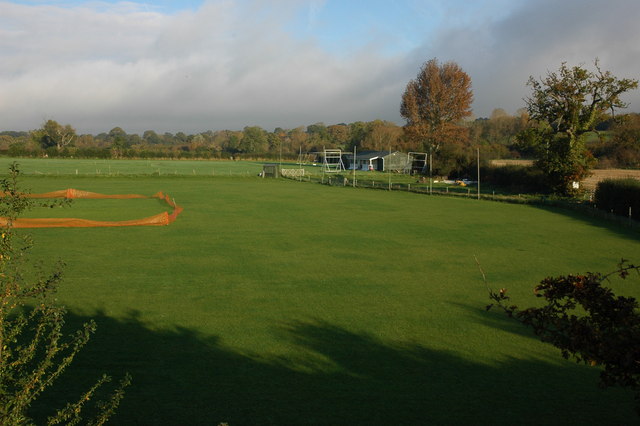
[480,165,549,194]
[594,178,640,220]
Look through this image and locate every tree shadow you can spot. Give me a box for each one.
[31,310,635,425]
[531,203,640,242]
[449,300,545,341]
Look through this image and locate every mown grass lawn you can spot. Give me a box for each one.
[0,156,524,195]
[0,157,264,177]
[10,173,640,425]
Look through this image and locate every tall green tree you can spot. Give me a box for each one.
[327,124,350,150]
[0,164,130,424]
[347,121,367,150]
[400,58,473,153]
[108,127,129,158]
[240,126,268,153]
[522,60,638,194]
[306,123,331,149]
[593,113,640,168]
[360,120,403,151]
[143,130,162,145]
[32,120,76,152]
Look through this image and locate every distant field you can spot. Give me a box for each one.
[0,157,263,176]
[583,168,640,190]
[12,156,640,198]
[5,157,638,191]
[490,159,534,167]
[489,159,640,191]
[7,172,637,425]
[0,157,480,194]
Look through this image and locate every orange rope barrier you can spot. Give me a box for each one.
[0,189,183,228]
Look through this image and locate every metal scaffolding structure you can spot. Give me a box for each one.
[322,149,345,173]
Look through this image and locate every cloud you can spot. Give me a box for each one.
[0,0,414,133]
[0,0,639,134]
[425,0,640,117]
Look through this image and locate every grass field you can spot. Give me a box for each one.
[0,157,494,195]
[0,157,264,177]
[2,159,639,424]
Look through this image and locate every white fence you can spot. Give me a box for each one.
[281,168,305,178]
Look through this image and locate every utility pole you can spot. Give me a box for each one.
[353,146,356,187]
[321,147,325,184]
[388,145,391,190]
[429,151,433,195]
[477,147,480,200]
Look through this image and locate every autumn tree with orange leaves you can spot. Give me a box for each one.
[400,58,473,154]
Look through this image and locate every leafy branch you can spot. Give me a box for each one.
[481,257,640,413]
[0,163,129,425]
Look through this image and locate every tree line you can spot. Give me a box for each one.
[0,116,526,162]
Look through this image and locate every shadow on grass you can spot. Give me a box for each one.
[450,301,547,341]
[31,311,635,425]
[531,203,640,242]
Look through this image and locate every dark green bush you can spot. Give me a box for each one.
[594,178,640,220]
[480,165,549,193]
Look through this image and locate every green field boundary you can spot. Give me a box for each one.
[0,157,264,177]
[281,174,640,231]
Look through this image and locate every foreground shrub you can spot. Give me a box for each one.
[0,164,130,424]
[486,259,640,414]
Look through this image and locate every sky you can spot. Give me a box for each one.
[1,0,639,134]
